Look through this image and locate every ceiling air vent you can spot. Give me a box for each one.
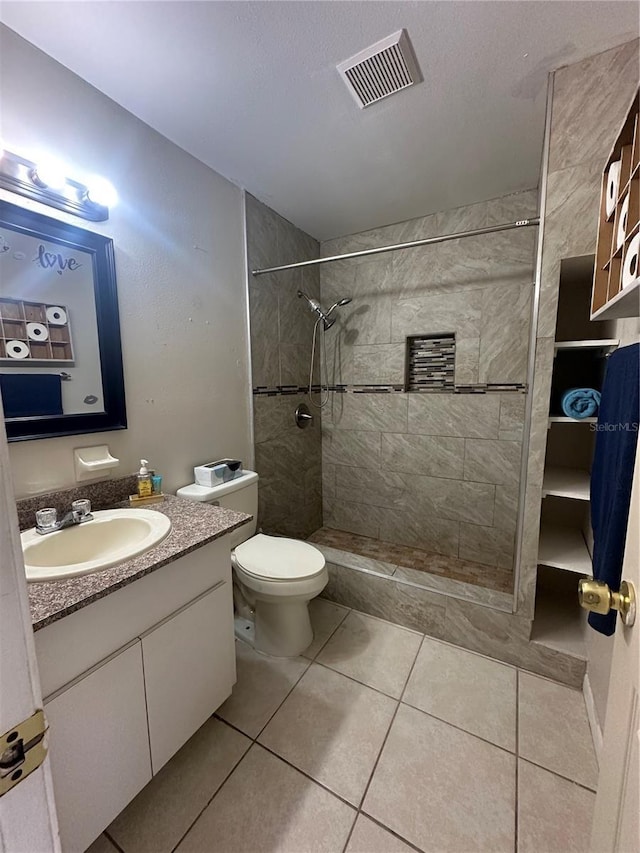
[337,29,422,109]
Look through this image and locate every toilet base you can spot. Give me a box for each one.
[253,598,314,657]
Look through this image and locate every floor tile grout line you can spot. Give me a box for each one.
[358,810,428,853]
[517,756,598,794]
[304,604,352,661]
[313,655,415,702]
[168,735,253,853]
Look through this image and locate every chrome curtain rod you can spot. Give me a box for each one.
[251,217,540,276]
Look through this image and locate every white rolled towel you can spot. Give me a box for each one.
[622,233,640,290]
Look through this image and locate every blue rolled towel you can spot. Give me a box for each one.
[561,387,601,419]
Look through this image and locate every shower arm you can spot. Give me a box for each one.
[251,218,540,276]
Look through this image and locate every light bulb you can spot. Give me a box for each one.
[86,178,118,208]
[34,160,67,190]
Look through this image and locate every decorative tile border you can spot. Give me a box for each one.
[253,383,527,396]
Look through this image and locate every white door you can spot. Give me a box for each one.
[0,412,60,852]
[590,440,640,853]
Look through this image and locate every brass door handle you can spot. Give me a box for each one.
[578,579,636,626]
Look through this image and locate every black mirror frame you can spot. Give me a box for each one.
[0,200,127,441]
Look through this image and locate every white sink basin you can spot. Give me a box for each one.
[22,508,172,583]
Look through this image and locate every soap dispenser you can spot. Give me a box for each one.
[137,459,153,497]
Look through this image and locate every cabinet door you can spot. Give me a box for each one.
[45,641,151,853]
[142,581,236,773]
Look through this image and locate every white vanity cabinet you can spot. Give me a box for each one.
[45,642,152,853]
[36,536,237,853]
[142,579,235,773]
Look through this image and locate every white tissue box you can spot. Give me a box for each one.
[194,460,242,487]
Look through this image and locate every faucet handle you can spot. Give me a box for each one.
[36,507,58,531]
[71,499,92,522]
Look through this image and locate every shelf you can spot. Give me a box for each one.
[548,416,597,425]
[531,570,587,659]
[591,276,640,320]
[542,467,590,501]
[553,339,619,352]
[538,523,592,576]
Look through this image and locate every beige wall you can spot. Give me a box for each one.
[0,26,252,498]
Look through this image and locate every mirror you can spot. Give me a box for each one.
[0,200,126,441]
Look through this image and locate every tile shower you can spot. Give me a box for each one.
[246,188,538,599]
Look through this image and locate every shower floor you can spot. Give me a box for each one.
[308,527,513,594]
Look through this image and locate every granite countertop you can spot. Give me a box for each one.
[28,495,251,631]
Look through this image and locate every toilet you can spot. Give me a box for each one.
[177,469,327,657]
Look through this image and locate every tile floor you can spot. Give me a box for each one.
[92,599,597,853]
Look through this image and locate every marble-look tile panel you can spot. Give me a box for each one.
[459,522,515,569]
[454,336,480,384]
[351,343,406,384]
[410,474,496,527]
[484,189,539,225]
[379,506,459,557]
[493,483,521,534]
[277,269,318,346]
[279,342,311,387]
[245,193,279,270]
[328,393,408,433]
[499,393,526,441]
[335,466,407,510]
[407,393,500,438]
[463,438,522,485]
[253,395,292,444]
[392,565,513,608]
[391,290,482,341]
[248,279,280,388]
[323,500,382,539]
[380,432,465,479]
[549,39,640,173]
[322,462,336,501]
[322,426,382,470]
[323,562,447,638]
[478,282,532,384]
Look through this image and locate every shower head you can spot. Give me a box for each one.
[297,290,352,330]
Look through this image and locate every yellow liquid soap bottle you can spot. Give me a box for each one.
[137,459,153,497]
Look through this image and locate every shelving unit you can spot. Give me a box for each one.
[553,339,619,352]
[542,467,590,501]
[538,523,592,575]
[591,90,640,319]
[548,416,597,424]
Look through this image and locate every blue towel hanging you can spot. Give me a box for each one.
[589,343,640,635]
[0,373,63,418]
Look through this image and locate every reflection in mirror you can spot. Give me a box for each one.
[0,201,126,441]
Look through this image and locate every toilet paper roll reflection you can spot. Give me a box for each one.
[46,306,67,325]
[622,233,640,290]
[606,160,621,219]
[5,340,30,359]
[27,322,49,342]
[616,194,629,249]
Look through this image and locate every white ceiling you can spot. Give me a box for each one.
[1,1,638,240]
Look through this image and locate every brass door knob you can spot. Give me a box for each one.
[578,579,636,626]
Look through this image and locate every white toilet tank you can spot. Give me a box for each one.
[176,469,258,548]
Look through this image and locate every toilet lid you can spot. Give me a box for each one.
[234,534,325,581]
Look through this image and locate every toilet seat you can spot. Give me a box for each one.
[233,533,325,581]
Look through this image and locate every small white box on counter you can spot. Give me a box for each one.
[194,459,243,487]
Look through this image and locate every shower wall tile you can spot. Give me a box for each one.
[493,483,520,534]
[329,394,408,433]
[498,394,526,442]
[407,394,500,439]
[478,282,532,384]
[324,499,382,539]
[391,291,482,341]
[254,395,294,444]
[246,194,280,270]
[409,476,495,527]
[459,522,515,569]
[463,438,522,486]
[548,38,640,174]
[379,508,459,557]
[351,344,405,385]
[380,433,465,479]
[279,343,310,387]
[335,466,407,510]
[454,337,480,385]
[323,427,382,470]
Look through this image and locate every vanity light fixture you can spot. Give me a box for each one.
[0,148,115,221]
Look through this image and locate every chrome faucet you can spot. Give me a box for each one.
[35,499,93,535]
